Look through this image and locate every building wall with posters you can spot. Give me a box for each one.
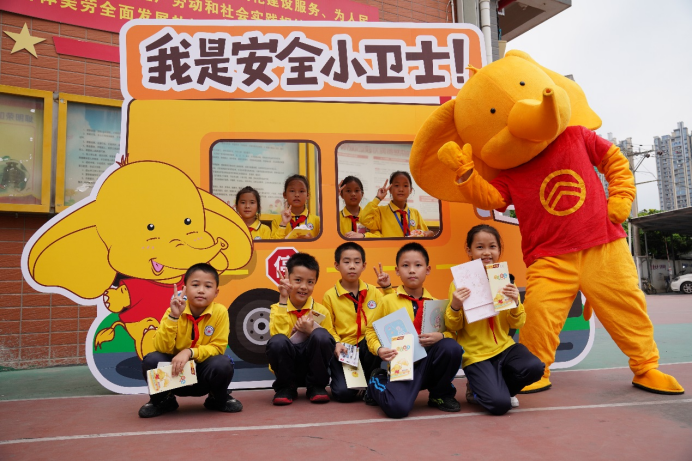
[0,2,455,370]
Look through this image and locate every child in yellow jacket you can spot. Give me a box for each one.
[338,176,381,238]
[446,225,544,415]
[360,171,434,238]
[364,243,462,418]
[138,263,242,418]
[267,252,337,405]
[271,174,320,239]
[235,186,271,240]
[322,242,393,402]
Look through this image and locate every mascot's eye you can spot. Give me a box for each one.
[520,81,525,86]
[184,218,192,225]
[147,224,155,231]
[490,108,496,114]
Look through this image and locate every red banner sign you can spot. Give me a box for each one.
[1,0,378,33]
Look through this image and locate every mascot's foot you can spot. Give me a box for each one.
[632,369,684,395]
[518,377,552,394]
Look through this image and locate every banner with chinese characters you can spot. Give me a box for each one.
[123,21,484,100]
[1,0,378,33]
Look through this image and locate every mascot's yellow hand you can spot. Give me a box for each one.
[438,142,475,182]
[607,196,632,224]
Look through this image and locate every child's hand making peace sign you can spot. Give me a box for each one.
[375,179,391,201]
[373,263,391,288]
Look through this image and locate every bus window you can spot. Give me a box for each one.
[210,140,321,240]
[336,142,442,240]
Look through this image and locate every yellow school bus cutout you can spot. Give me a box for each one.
[21,21,593,394]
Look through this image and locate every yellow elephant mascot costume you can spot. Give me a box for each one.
[410,50,683,395]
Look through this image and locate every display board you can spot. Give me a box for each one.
[62,102,122,209]
[337,143,440,224]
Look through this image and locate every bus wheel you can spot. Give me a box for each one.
[227,288,278,364]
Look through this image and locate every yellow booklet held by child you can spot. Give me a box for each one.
[147,360,198,394]
[390,334,414,381]
[485,262,517,311]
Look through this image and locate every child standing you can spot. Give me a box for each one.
[322,242,393,402]
[235,186,271,240]
[338,176,381,238]
[365,243,462,418]
[267,253,337,405]
[272,174,320,239]
[446,225,544,416]
[138,263,242,418]
[360,171,434,238]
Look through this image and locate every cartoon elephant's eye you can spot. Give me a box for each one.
[147,224,155,231]
[184,218,191,225]
[520,81,526,86]
[490,108,496,114]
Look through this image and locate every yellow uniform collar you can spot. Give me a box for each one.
[335,279,368,297]
[395,285,433,300]
[287,296,314,313]
[182,301,215,318]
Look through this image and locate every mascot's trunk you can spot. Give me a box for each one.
[508,88,562,142]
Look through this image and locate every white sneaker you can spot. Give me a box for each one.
[510,396,519,408]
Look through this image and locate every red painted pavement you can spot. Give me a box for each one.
[0,363,690,460]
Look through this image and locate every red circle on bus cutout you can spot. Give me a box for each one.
[266,247,299,286]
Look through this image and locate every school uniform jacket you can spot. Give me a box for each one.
[365,286,455,356]
[339,207,382,238]
[269,296,338,341]
[153,302,229,363]
[247,219,272,240]
[271,207,321,239]
[445,281,526,368]
[359,198,428,238]
[321,279,393,346]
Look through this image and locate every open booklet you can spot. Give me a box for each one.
[372,307,427,362]
[289,310,326,344]
[147,360,198,394]
[285,224,313,239]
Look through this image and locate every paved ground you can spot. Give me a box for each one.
[0,294,690,460]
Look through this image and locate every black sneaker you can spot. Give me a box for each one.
[272,388,297,406]
[306,386,330,403]
[363,390,378,406]
[428,396,461,413]
[138,394,179,418]
[204,394,243,413]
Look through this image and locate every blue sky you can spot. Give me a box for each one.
[507,0,692,211]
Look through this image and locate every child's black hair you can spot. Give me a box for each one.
[466,224,503,255]
[284,174,310,194]
[235,186,261,217]
[339,176,364,194]
[335,242,366,263]
[395,242,429,266]
[286,252,320,282]
[184,262,219,286]
[389,170,413,186]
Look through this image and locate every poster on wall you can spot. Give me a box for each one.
[0,93,44,205]
[211,141,299,215]
[337,143,440,223]
[64,103,122,207]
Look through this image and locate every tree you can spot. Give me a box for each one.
[625,209,692,260]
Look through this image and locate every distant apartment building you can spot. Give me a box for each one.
[654,122,692,211]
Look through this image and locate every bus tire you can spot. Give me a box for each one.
[227,288,278,364]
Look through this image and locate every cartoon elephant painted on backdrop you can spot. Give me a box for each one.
[24,159,253,364]
[410,50,683,395]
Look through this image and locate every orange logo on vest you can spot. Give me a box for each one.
[539,169,586,216]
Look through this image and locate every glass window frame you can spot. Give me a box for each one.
[0,85,54,213]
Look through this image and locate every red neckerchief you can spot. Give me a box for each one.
[347,215,359,232]
[290,214,307,229]
[399,293,431,334]
[396,209,410,237]
[488,318,498,344]
[248,226,256,232]
[343,289,368,341]
[186,314,207,348]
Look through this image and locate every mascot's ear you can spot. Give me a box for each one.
[27,202,115,300]
[199,189,253,271]
[505,50,602,130]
